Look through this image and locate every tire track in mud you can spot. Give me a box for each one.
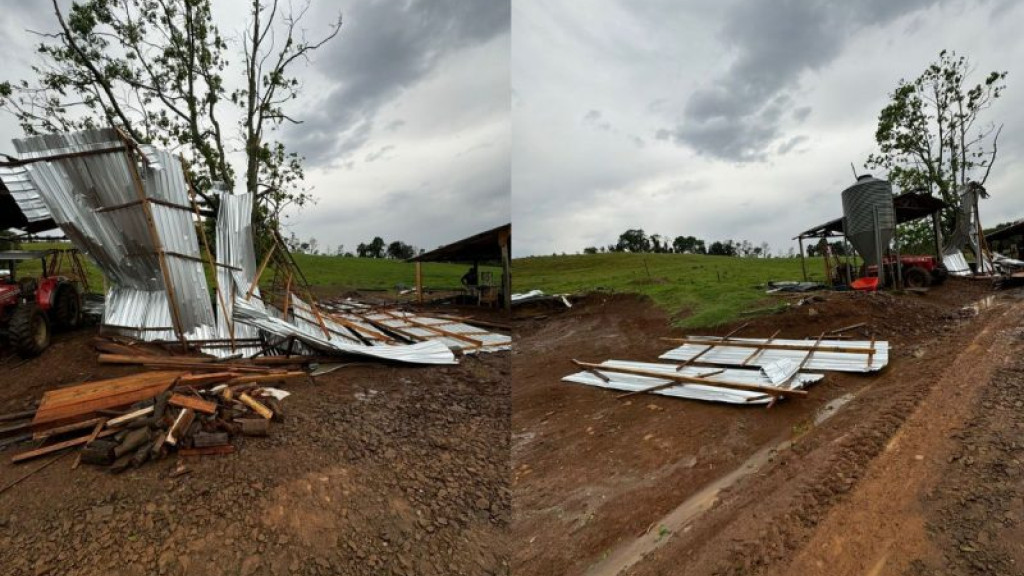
[628,298,1024,576]
[910,336,1024,575]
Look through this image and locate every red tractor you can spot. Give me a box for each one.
[864,255,949,289]
[0,249,87,357]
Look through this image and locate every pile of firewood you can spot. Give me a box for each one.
[74,384,284,473]
[2,338,317,472]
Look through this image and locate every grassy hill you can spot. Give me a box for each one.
[514,252,830,327]
[17,241,491,294]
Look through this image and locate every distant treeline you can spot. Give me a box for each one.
[283,232,423,259]
[581,229,789,258]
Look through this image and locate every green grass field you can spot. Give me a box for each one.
[15,241,491,294]
[289,253,499,292]
[514,252,832,327]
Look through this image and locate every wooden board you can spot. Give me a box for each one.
[168,394,218,415]
[32,371,184,430]
[11,429,118,464]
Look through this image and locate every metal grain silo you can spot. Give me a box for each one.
[841,175,895,268]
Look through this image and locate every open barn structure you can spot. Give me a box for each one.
[408,223,512,312]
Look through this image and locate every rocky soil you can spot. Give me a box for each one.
[0,329,509,576]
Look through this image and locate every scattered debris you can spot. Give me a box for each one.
[660,334,888,373]
[563,359,822,405]
[564,324,888,406]
[765,281,826,293]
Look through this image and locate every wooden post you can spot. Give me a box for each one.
[932,211,944,261]
[798,237,807,281]
[415,261,423,304]
[499,227,511,313]
[281,272,293,319]
[116,130,187,347]
[246,243,276,300]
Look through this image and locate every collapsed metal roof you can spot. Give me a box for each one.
[0,127,508,365]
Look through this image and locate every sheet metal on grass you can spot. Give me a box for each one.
[659,336,888,372]
[563,360,824,405]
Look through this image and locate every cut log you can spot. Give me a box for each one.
[236,418,270,437]
[79,439,118,466]
[192,432,229,448]
[165,409,195,446]
[178,445,235,457]
[238,393,273,420]
[113,427,152,458]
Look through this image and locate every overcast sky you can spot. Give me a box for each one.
[512,0,1024,257]
[0,0,510,256]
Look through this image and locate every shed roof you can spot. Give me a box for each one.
[795,192,947,240]
[986,220,1024,242]
[408,223,510,264]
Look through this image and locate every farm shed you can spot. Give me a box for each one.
[794,192,947,281]
[408,223,512,311]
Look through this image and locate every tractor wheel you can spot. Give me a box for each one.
[52,284,82,329]
[931,264,949,285]
[903,266,932,289]
[10,303,50,358]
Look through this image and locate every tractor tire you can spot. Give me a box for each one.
[10,303,50,358]
[931,264,949,285]
[903,266,932,289]
[52,284,82,329]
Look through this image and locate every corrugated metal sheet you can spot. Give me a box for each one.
[233,296,457,364]
[659,336,888,372]
[0,163,50,222]
[943,251,971,276]
[213,191,262,349]
[10,129,218,342]
[362,311,512,353]
[563,360,824,405]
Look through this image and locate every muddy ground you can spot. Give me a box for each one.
[0,303,510,576]
[511,279,1023,575]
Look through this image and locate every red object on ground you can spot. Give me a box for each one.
[851,277,880,291]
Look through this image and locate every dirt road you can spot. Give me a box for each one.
[512,281,1019,576]
[0,322,510,576]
